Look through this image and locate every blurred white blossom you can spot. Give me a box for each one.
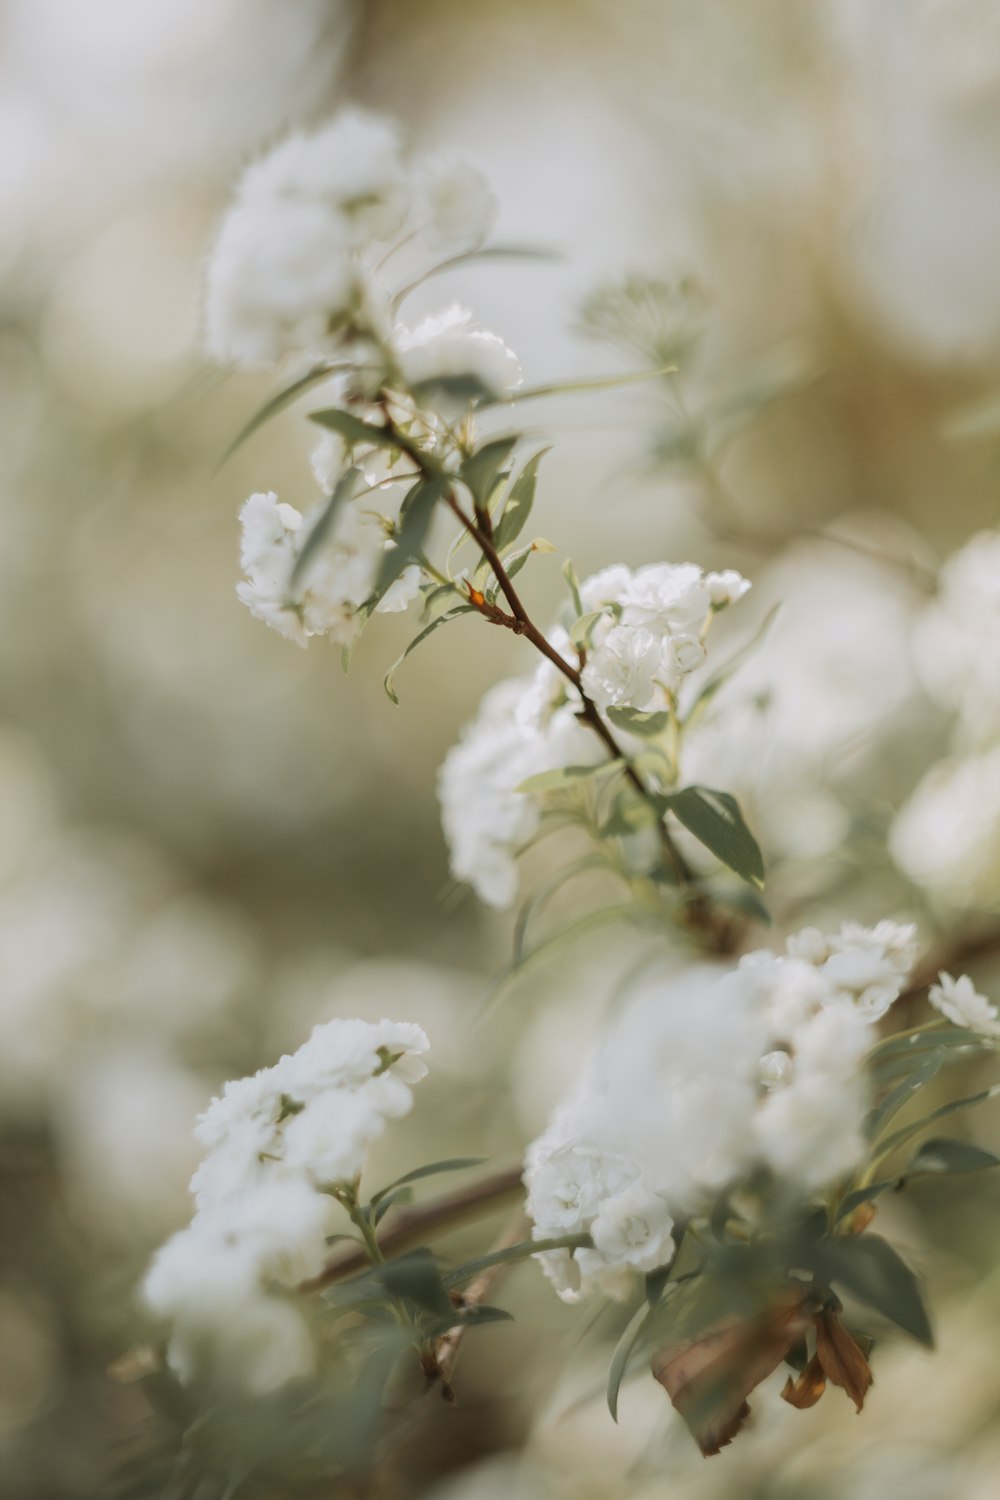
[525,920,917,1299]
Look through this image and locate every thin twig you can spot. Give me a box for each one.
[300,1165,525,1293]
[429,1209,530,1401]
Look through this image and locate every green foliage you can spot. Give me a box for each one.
[492,447,551,553]
[383,606,475,705]
[369,1157,487,1206]
[460,435,518,514]
[665,786,765,887]
[812,1235,933,1348]
[374,477,447,596]
[289,466,363,594]
[606,705,671,737]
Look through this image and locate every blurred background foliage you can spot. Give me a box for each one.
[4,1,1000,1495]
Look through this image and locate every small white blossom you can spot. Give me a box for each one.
[929,972,1000,1038]
[891,748,1000,910]
[394,304,522,410]
[417,156,496,249]
[289,1017,429,1096]
[913,529,1000,746]
[705,569,753,607]
[239,111,407,245]
[590,1183,676,1274]
[204,196,358,367]
[236,491,420,648]
[580,625,664,711]
[142,1015,430,1389]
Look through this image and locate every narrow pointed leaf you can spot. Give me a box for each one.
[309,408,404,454]
[370,1157,487,1207]
[383,606,475,704]
[218,361,343,468]
[374,476,447,596]
[904,1137,1000,1177]
[460,436,518,511]
[814,1234,933,1347]
[666,786,764,887]
[289,466,363,593]
[493,447,551,553]
[608,1301,655,1421]
[606,706,671,737]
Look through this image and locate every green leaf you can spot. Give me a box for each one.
[217,361,344,469]
[493,447,551,554]
[441,1234,591,1291]
[309,408,403,453]
[505,364,677,405]
[562,558,583,617]
[566,609,606,650]
[289,466,363,594]
[451,1305,515,1328]
[460,436,518,512]
[905,1137,1000,1178]
[871,1082,1000,1170]
[411,373,496,409]
[606,705,671,737]
[374,476,446,597]
[665,786,764,888]
[372,1186,414,1224]
[370,1157,487,1207]
[377,1250,454,1320]
[383,606,475,705]
[607,1300,655,1422]
[515,761,620,796]
[814,1235,933,1347]
[864,1054,945,1141]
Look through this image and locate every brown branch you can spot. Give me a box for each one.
[428,1209,529,1401]
[300,1164,524,1294]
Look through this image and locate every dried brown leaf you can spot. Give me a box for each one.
[780,1354,827,1409]
[651,1292,818,1456]
[814,1309,873,1413]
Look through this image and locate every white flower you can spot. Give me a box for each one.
[821,920,917,1020]
[143,1223,260,1322]
[663,632,707,679]
[580,625,664,711]
[619,562,712,637]
[195,1178,334,1286]
[914,529,1000,746]
[705,569,752,607]
[238,111,407,244]
[288,1017,430,1097]
[194,1063,289,1155]
[168,1294,316,1396]
[204,196,357,367]
[417,156,496,249]
[283,1088,388,1187]
[929,972,1000,1038]
[891,748,1000,910]
[395,304,522,411]
[590,1183,675,1274]
[236,492,419,649]
[437,675,596,908]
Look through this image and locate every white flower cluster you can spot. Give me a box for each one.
[237,489,420,647]
[437,560,749,907]
[577,562,750,712]
[142,1018,429,1393]
[892,529,1000,908]
[524,920,918,1301]
[929,970,1000,1038]
[203,108,520,412]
